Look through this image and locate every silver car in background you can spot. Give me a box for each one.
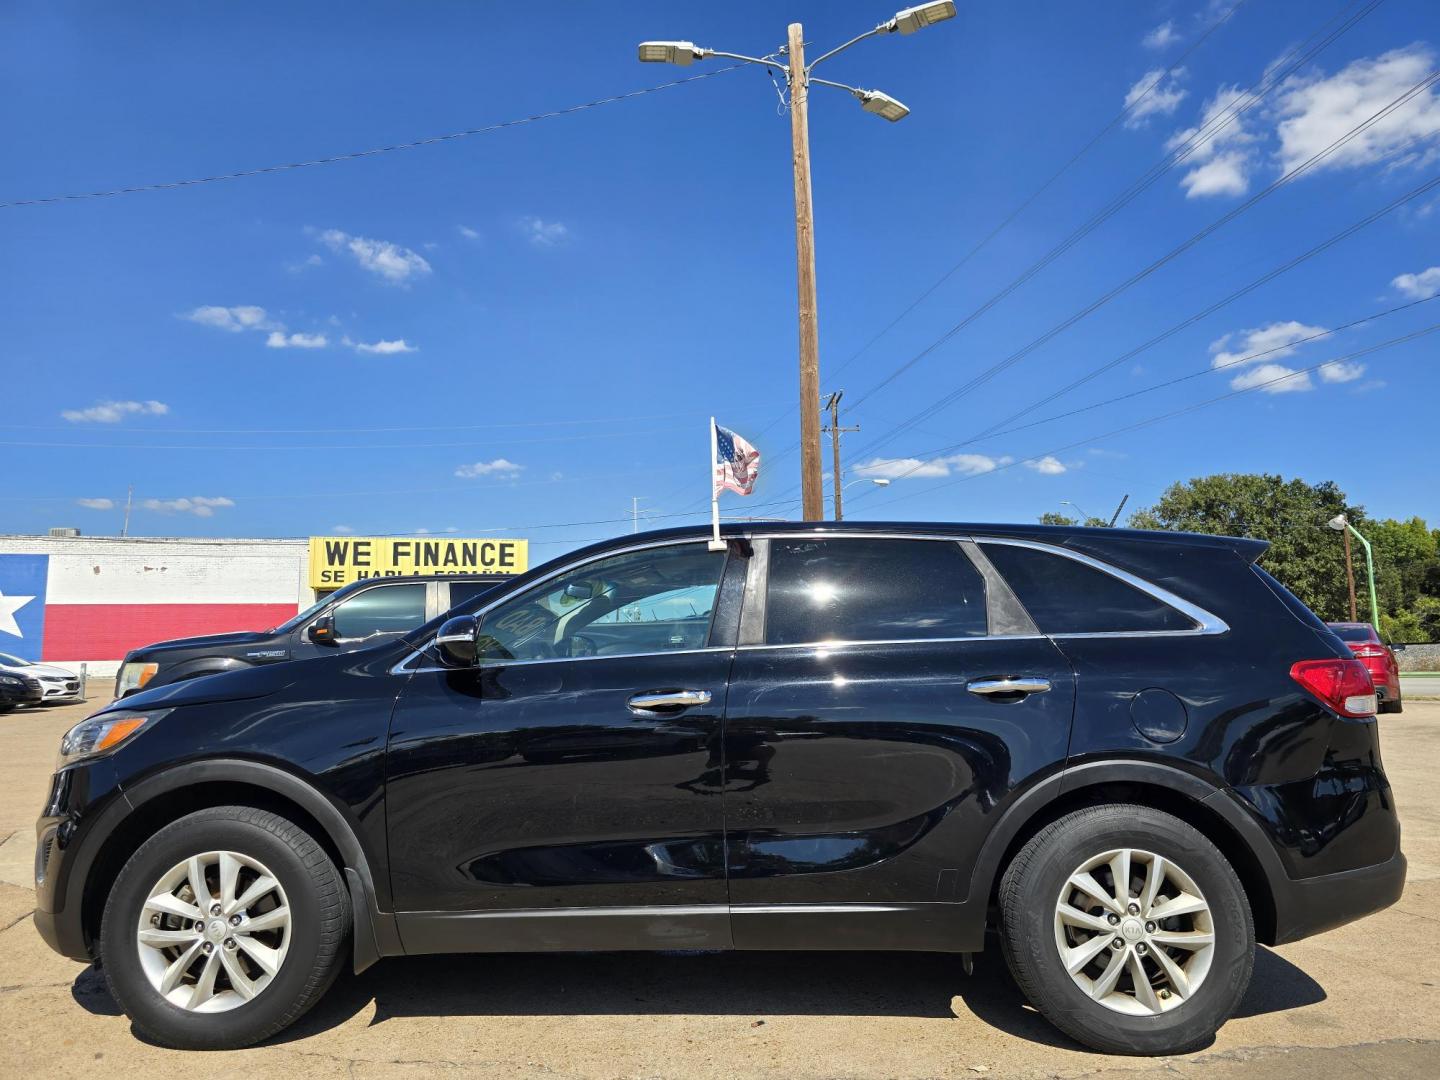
[0,652,83,704]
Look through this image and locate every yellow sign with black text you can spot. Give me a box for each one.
[308,536,528,589]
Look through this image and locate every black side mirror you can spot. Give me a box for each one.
[308,615,337,646]
[436,615,479,667]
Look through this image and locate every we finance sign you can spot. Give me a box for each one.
[309,536,528,588]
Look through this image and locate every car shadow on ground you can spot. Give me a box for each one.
[71,940,1325,1054]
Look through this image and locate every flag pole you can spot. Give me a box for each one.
[708,417,725,552]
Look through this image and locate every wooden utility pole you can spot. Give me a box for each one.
[788,23,824,522]
[822,390,860,520]
[1342,526,1359,621]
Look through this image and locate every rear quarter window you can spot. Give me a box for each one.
[980,542,1196,635]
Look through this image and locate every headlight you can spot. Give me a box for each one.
[57,709,169,769]
[116,661,158,695]
[0,675,21,686]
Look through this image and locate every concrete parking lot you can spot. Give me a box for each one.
[1,699,1436,1079]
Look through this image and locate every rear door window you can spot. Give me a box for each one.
[764,538,988,645]
[980,542,1195,634]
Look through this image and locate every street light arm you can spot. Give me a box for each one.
[808,75,866,95]
[805,26,886,70]
[704,49,786,72]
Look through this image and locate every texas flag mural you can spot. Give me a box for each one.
[0,551,298,664]
[0,554,48,662]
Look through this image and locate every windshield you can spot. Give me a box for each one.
[1329,623,1379,643]
[0,652,31,667]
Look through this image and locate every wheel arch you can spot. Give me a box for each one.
[971,760,1284,945]
[79,759,397,971]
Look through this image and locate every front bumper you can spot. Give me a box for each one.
[1271,849,1407,945]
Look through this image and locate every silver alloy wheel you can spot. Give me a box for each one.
[135,850,292,1013]
[1053,847,1216,1015]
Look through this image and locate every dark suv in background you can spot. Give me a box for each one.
[35,523,1402,1055]
[114,572,508,698]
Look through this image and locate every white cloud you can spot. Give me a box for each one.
[353,338,418,355]
[1168,83,1257,196]
[1273,46,1440,177]
[853,453,1009,480]
[454,458,525,479]
[1143,21,1181,51]
[265,331,328,349]
[61,399,169,423]
[1124,68,1189,128]
[182,305,274,332]
[332,525,354,535]
[519,216,570,247]
[457,225,481,241]
[140,496,235,518]
[1024,456,1068,475]
[1210,320,1327,371]
[76,498,115,510]
[1393,265,1440,299]
[1229,362,1312,393]
[1319,359,1366,384]
[319,229,432,284]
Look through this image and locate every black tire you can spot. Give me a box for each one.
[100,805,351,1050]
[1381,698,1403,714]
[999,804,1253,1056]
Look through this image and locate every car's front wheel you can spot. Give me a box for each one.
[100,805,350,1049]
[999,804,1254,1056]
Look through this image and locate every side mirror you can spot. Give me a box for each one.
[308,615,337,646]
[435,615,479,668]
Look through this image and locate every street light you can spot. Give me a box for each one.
[638,4,956,521]
[844,477,891,490]
[1328,514,1381,631]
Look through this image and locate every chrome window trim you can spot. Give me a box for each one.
[976,536,1229,638]
[391,536,737,675]
[734,635,1047,654]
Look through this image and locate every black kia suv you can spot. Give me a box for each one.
[34,523,1404,1054]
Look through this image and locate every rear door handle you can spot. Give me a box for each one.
[967,677,1052,698]
[628,689,713,713]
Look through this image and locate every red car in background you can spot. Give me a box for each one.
[1328,622,1403,713]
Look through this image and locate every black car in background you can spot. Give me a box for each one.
[114,572,509,698]
[0,670,44,712]
[36,523,1402,1054]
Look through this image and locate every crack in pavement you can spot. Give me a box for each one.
[0,908,34,933]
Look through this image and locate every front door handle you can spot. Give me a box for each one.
[628,689,713,714]
[967,677,1052,698]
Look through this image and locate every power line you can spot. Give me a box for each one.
[825,0,1253,385]
[853,322,1439,513]
[849,307,1439,502]
[0,67,743,210]
[851,171,1440,483]
[848,59,1437,466]
[843,0,1383,418]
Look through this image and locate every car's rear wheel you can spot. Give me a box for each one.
[999,804,1254,1056]
[100,806,350,1049]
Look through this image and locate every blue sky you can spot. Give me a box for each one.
[2,0,1438,555]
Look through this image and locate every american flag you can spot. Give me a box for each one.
[714,423,761,497]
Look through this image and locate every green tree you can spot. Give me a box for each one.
[1038,511,1107,527]
[1128,473,1363,620]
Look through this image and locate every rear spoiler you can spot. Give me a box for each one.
[1222,536,1270,564]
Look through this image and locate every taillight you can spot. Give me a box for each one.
[1349,644,1385,659]
[1290,658,1377,718]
